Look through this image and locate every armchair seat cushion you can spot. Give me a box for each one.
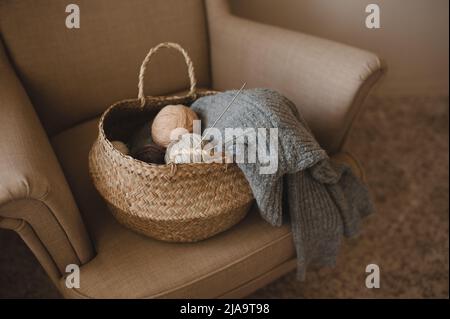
[51,100,364,298]
[51,116,295,298]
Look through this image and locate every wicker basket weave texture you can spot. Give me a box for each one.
[89,42,254,242]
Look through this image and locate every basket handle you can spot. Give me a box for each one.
[138,42,197,107]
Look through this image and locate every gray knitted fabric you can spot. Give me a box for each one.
[191,88,374,279]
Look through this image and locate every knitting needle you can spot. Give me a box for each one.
[206,82,247,134]
[195,82,247,150]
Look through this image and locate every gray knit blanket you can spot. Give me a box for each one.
[191,88,374,279]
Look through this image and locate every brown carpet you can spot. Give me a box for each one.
[0,95,448,299]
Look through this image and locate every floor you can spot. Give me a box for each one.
[0,95,448,298]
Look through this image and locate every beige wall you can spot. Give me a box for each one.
[230,0,449,96]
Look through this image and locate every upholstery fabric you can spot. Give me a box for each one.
[0,0,210,135]
[52,115,362,298]
[0,41,94,271]
[205,0,385,153]
[219,259,297,298]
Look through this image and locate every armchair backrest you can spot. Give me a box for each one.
[0,0,211,135]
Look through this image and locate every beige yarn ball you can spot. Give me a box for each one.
[151,104,199,148]
[111,141,129,155]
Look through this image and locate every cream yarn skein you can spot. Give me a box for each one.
[165,133,209,164]
[151,104,199,148]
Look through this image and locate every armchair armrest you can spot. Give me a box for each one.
[206,0,385,153]
[0,40,93,276]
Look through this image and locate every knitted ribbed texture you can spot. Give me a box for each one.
[192,89,374,278]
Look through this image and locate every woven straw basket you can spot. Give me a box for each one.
[89,42,254,242]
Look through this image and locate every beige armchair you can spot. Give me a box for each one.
[0,0,384,298]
